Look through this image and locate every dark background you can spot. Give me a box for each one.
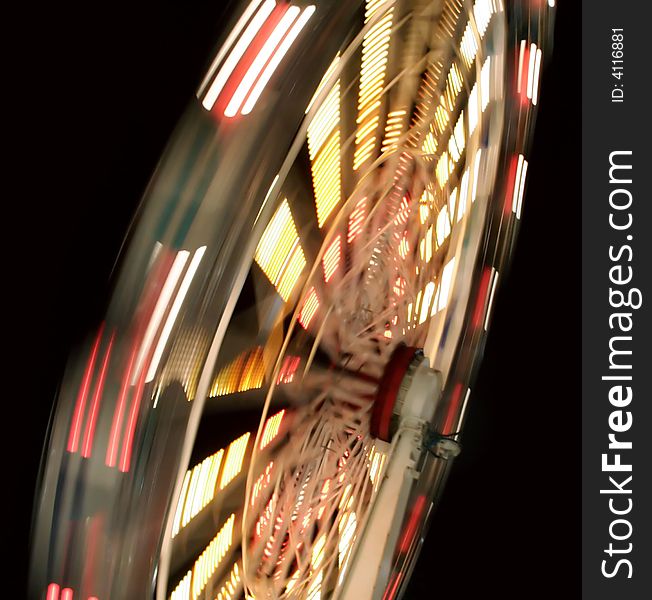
[11,1,580,596]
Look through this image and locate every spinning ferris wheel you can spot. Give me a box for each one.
[30,1,555,599]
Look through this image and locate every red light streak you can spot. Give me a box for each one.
[81,332,115,458]
[217,4,289,115]
[226,5,300,117]
[46,583,60,600]
[382,573,402,600]
[60,589,73,600]
[277,355,300,384]
[398,494,427,553]
[68,324,105,454]
[118,367,147,473]
[517,40,530,102]
[442,383,464,435]
[105,345,137,468]
[472,268,492,328]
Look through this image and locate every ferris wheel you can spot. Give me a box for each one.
[30,1,556,599]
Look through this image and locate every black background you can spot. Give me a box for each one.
[10,1,580,596]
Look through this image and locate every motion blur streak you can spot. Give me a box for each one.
[67,324,105,453]
[472,268,492,328]
[118,367,147,472]
[81,332,115,458]
[241,5,315,114]
[399,494,427,553]
[224,5,299,117]
[442,382,464,435]
[60,589,73,600]
[46,583,60,600]
[201,0,276,111]
[146,246,206,384]
[131,250,189,385]
[198,0,265,97]
[484,269,499,331]
[105,345,137,467]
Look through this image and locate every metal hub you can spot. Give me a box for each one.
[371,345,437,442]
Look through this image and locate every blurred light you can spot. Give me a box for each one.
[437,257,456,312]
[419,281,436,324]
[517,40,527,96]
[484,269,499,331]
[201,0,275,111]
[398,235,409,259]
[512,154,528,219]
[306,55,340,115]
[118,367,147,472]
[526,42,537,101]
[60,589,73,600]
[105,345,137,467]
[260,409,285,449]
[67,324,105,453]
[532,48,543,105]
[225,6,299,117]
[219,433,251,490]
[472,149,482,202]
[459,387,472,428]
[436,151,451,188]
[132,250,189,385]
[348,197,367,243]
[398,495,426,552]
[393,276,406,297]
[307,78,340,160]
[354,2,394,170]
[210,347,266,397]
[277,355,300,384]
[255,199,306,301]
[312,130,342,228]
[171,570,191,600]
[322,235,342,282]
[81,332,115,458]
[175,514,235,600]
[241,6,316,115]
[481,56,491,111]
[443,383,464,434]
[436,205,451,246]
[147,246,206,384]
[369,446,387,491]
[306,59,342,228]
[215,562,241,600]
[338,511,357,569]
[472,267,492,328]
[381,109,406,154]
[299,287,319,329]
[251,461,274,506]
[46,584,60,600]
[468,82,479,134]
[172,448,224,537]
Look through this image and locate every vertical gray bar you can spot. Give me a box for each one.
[583,2,652,598]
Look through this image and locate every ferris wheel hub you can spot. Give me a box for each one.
[370,345,441,442]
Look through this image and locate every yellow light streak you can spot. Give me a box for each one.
[255,199,306,300]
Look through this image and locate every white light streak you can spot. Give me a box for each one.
[241,6,316,115]
[147,246,206,384]
[132,251,189,385]
[225,7,301,117]
[202,0,276,111]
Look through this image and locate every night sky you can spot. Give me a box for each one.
[13,1,580,595]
